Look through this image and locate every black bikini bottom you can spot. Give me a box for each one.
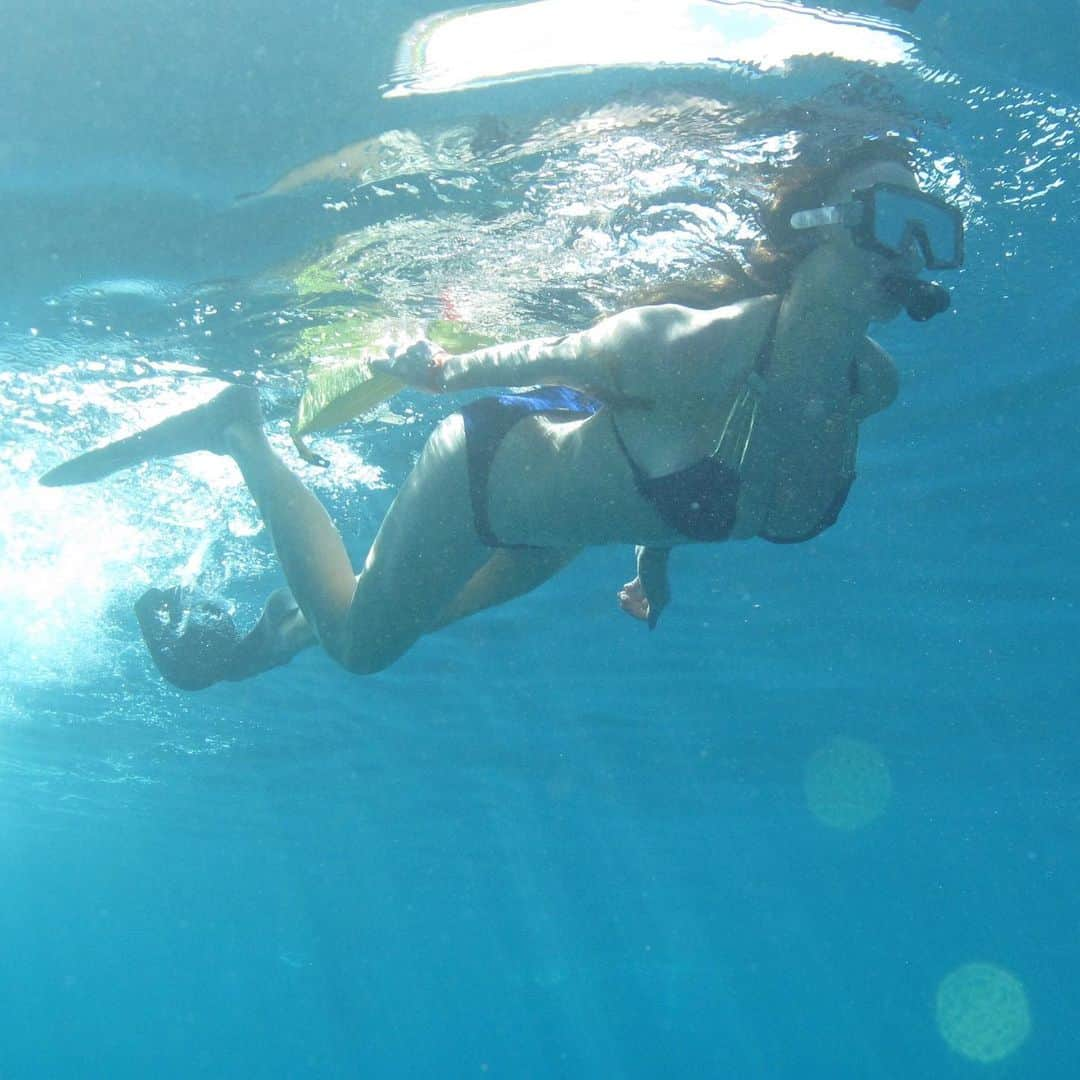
[460,387,602,547]
[460,386,853,547]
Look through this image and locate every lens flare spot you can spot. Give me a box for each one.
[803,736,892,830]
[936,963,1031,1063]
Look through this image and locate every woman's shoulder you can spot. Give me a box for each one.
[643,293,781,320]
[608,294,781,345]
[678,293,783,360]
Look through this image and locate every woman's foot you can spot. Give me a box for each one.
[40,384,263,487]
[225,587,314,682]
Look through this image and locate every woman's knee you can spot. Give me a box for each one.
[335,633,408,676]
[315,629,398,675]
[325,591,417,675]
[323,413,481,676]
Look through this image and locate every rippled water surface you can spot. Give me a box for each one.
[1,1,1078,1076]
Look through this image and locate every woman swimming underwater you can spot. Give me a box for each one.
[41,138,964,689]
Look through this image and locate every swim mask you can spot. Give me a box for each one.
[790,183,964,270]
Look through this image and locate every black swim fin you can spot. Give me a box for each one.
[134,586,243,691]
[134,583,299,690]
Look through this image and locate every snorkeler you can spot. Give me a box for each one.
[41,139,964,689]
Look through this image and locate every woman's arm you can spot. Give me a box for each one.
[379,303,744,403]
[376,325,616,395]
[439,330,600,392]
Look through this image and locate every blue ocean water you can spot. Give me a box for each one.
[1,1,1077,1076]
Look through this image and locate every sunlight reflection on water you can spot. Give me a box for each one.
[388,0,914,97]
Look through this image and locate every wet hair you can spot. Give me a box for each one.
[760,135,914,255]
[619,135,915,310]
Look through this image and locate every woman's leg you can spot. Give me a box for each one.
[428,547,580,631]
[223,412,490,674]
[224,408,493,673]
[224,536,575,680]
[46,384,507,676]
[222,540,578,681]
[337,414,492,671]
[221,419,362,665]
[227,521,576,682]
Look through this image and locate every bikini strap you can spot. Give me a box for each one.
[708,298,781,467]
[750,296,784,378]
[612,296,785,488]
[609,411,652,492]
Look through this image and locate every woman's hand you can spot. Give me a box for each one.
[617,546,671,630]
[371,340,449,392]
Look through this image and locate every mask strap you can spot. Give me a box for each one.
[789,201,864,232]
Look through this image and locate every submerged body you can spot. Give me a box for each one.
[41,153,956,687]
[459,293,896,549]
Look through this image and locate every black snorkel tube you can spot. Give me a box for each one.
[883,276,951,322]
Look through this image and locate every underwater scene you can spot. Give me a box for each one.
[1,0,1077,1075]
